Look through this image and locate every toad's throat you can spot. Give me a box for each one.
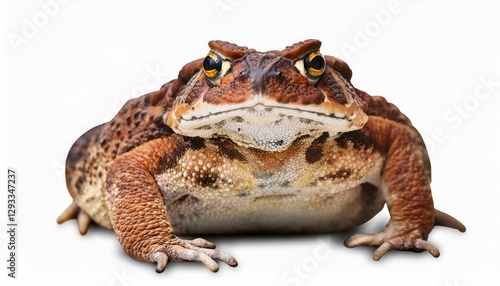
[170,101,362,151]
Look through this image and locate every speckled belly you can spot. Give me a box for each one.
[165,183,385,234]
[155,136,386,234]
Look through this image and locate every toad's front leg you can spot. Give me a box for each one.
[106,138,237,272]
[344,117,465,260]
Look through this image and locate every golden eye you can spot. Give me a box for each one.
[203,52,222,79]
[303,51,326,79]
[202,51,231,85]
[294,51,326,85]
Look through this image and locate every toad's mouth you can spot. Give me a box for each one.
[166,98,367,152]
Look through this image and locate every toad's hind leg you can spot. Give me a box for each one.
[58,123,110,235]
[57,201,92,235]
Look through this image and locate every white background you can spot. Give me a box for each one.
[1,0,499,285]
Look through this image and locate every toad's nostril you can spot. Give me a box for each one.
[239,67,250,77]
[267,67,283,78]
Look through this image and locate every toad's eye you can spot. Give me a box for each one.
[203,52,222,79]
[295,51,326,84]
[202,51,231,85]
[304,51,326,78]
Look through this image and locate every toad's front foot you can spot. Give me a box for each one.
[344,229,439,261]
[151,237,238,273]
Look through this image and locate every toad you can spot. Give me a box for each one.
[58,39,465,273]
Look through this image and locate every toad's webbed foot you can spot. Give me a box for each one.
[344,229,439,261]
[151,237,238,273]
[344,209,465,260]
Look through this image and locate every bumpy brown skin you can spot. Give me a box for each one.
[107,138,237,271]
[58,39,465,272]
[344,116,437,260]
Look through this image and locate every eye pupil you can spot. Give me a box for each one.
[306,55,324,70]
[203,55,221,71]
[304,51,326,78]
[203,52,222,79]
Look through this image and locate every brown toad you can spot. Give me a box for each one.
[57,39,465,272]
